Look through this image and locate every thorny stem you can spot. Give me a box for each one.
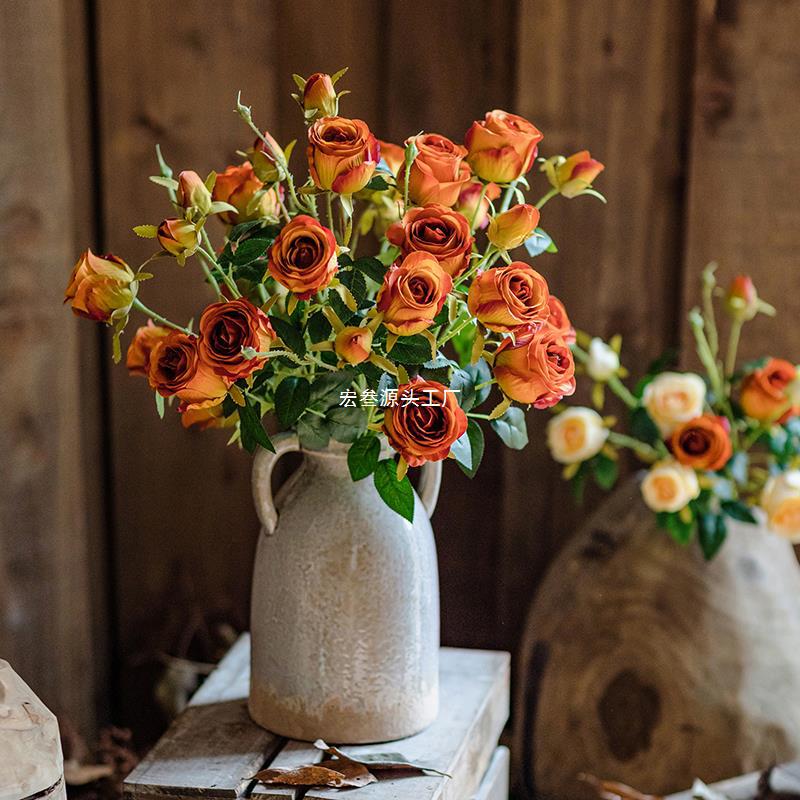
[132,298,192,335]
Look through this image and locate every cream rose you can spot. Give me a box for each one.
[547,407,609,464]
[586,338,619,382]
[760,471,800,542]
[642,372,706,437]
[641,459,700,513]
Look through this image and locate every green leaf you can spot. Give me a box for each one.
[239,396,275,453]
[275,376,310,427]
[390,334,435,365]
[309,370,355,411]
[227,219,272,242]
[306,310,332,343]
[592,454,619,490]
[454,420,485,478]
[451,322,477,368]
[134,224,158,239]
[698,512,727,560]
[658,510,695,545]
[230,236,272,266]
[373,458,414,522]
[720,499,757,524]
[490,407,528,450]
[155,391,165,419]
[327,404,368,443]
[630,406,661,446]
[352,256,388,284]
[149,175,179,190]
[450,359,491,413]
[271,317,306,357]
[365,175,392,191]
[348,435,381,481]
[297,414,330,450]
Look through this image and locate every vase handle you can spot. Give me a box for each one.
[252,432,301,536]
[417,460,442,519]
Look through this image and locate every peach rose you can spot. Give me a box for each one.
[383,378,467,467]
[547,407,609,464]
[487,204,540,250]
[181,402,236,431]
[542,150,604,198]
[641,458,700,513]
[740,358,798,423]
[126,320,169,376]
[467,262,550,333]
[334,326,373,365]
[670,414,733,472]
[642,372,707,437]
[376,251,452,335]
[198,298,275,380]
[761,471,800,542]
[455,181,500,229]
[157,218,200,259]
[307,116,379,194]
[177,170,212,216]
[64,249,138,324]
[386,204,474,278]
[148,331,230,408]
[546,295,576,344]
[212,162,282,224]
[494,325,576,408]
[378,140,405,175]
[398,133,472,207]
[267,214,338,299]
[303,72,338,118]
[465,110,543,184]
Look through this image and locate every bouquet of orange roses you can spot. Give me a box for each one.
[546,264,800,557]
[65,70,605,520]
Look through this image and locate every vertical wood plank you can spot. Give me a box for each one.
[681,0,800,364]
[505,0,695,650]
[0,0,97,734]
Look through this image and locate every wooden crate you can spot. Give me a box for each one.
[124,635,510,800]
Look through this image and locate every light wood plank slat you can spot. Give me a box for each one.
[190,634,251,707]
[472,746,509,800]
[252,648,510,800]
[666,763,800,800]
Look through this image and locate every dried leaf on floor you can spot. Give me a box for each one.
[253,765,349,787]
[314,739,450,777]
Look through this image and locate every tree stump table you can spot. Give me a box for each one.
[124,635,510,800]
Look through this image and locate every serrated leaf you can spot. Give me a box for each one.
[352,256,388,284]
[133,224,158,238]
[275,376,310,427]
[490,406,528,449]
[149,175,179,190]
[390,334,434,365]
[453,420,484,478]
[366,175,392,191]
[373,459,414,522]
[309,370,355,410]
[327,404,367,443]
[271,317,306,357]
[239,396,275,453]
[297,414,331,450]
[348,435,381,481]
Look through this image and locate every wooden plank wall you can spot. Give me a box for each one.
[3,0,800,738]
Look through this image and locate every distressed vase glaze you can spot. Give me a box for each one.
[249,433,442,743]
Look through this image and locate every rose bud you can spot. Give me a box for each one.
[198,298,275,380]
[212,161,282,224]
[250,130,285,184]
[642,372,707,437]
[378,140,405,176]
[376,251,453,335]
[547,407,609,465]
[302,72,338,119]
[383,378,468,467]
[465,110,543,184]
[487,204,540,250]
[64,249,138,324]
[181,402,236,431]
[467,262,550,333]
[387,204,474,278]
[740,358,798,422]
[268,214,338,299]
[126,320,170,376]
[586,337,620,382]
[641,458,700,513]
[542,150,605,198]
[307,116,379,194]
[455,181,500,229]
[546,295,576,344]
[670,414,733,472]
[148,331,230,408]
[398,133,472,207]
[157,218,200,259]
[334,326,373,365]
[177,170,212,216]
[494,326,576,408]
[761,470,800,542]
[724,275,762,322]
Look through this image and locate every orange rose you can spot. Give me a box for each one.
[546,295,575,345]
[494,326,576,408]
[383,379,467,467]
[307,117,379,194]
[487,204,540,250]
[386,204,474,278]
[455,180,501,229]
[126,320,169,376]
[212,162,282,224]
[157,218,200,259]
[376,252,452,335]
[378,140,405,175]
[64,249,138,324]
[181,403,236,431]
[267,215,338,299]
[198,298,275,380]
[670,414,733,471]
[303,72,338,119]
[740,358,798,422]
[334,326,373,365]
[467,262,550,333]
[543,151,604,198]
[398,133,472,207]
[725,275,763,322]
[148,331,230,408]
[177,170,212,215]
[465,110,543,184]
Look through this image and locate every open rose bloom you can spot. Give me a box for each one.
[545,263,800,559]
[64,70,608,520]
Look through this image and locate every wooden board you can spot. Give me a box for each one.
[667,763,800,800]
[124,638,509,800]
[473,746,510,800]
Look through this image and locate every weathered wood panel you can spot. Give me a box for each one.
[0,0,97,734]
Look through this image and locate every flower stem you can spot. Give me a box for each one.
[499,179,519,213]
[439,315,475,346]
[325,192,335,236]
[534,187,558,210]
[132,298,192,335]
[725,318,743,378]
[571,344,638,409]
[607,431,659,461]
